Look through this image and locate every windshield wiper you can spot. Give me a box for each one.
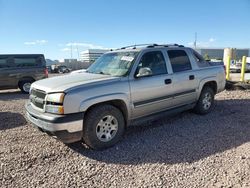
[86,70,111,75]
[96,71,111,75]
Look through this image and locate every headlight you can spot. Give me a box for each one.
[45,93,65,114]
[46,93,65,103]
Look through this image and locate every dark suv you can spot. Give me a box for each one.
[0,54,48,93]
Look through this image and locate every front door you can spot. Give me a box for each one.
[129,50,174,119]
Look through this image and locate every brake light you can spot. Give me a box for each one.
[223,65,226,76]
[44,68,49,78]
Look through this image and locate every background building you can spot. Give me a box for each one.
[64,59,78,64]
[80,49,109,63]
[195,48,250,61]
[62,59,87,70]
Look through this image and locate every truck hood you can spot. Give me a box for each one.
[31,72,119,93]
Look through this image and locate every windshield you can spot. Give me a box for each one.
[87,51,138,76]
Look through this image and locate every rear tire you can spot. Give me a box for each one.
[19,80,33,94]
[193,86,215,115]
[83,104,125,150]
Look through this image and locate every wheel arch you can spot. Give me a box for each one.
[198,78,218,98]
[18,76,36,87]
[203,81,217,93]
[83,99,129,127]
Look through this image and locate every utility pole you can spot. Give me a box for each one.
[76,45,80,60]
[194,32,197,49]
[70,43,73,59]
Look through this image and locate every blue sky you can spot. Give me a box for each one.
[0,0,249,60]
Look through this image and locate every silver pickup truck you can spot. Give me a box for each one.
[26,44,225,150]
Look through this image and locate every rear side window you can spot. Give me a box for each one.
[0,58,8,68]
[0,57,13,68]
[167,50,192,72]
[14,56,42,67]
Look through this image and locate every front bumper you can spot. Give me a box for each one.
[25,102,84,143]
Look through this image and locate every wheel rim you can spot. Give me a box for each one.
[202,92,212,110]
[23,82,31,93]
[96,115,118,142]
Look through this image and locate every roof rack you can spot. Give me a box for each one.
[118,43,184,50]
[119,44,157,50]
[149,44,185,48]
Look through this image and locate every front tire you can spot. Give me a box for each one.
[83,104,125,150]
[194,87,215,115]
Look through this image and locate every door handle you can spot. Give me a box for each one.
[189,75,195,80]
[165,79,172,84]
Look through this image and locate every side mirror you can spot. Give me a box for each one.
[136,67,153,78]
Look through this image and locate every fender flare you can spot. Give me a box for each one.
[197,76,218,98]
[18,76,35,86]
[79,93,131,118]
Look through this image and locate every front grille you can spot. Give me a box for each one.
[31,89,46,99]
[30,89,46,109]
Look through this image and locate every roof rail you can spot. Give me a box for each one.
[117,43,184,50]
[150,44,185,48]
[119,44,158,50]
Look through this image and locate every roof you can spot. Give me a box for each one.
[0,54,44,57]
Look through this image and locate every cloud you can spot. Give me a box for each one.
[24,40,48,45]
[60,47,77,52]
[61,48,71,52]
[66,42,105,49]
[37,40,48,44]
[209,38,216,42]
[24,41,37,45]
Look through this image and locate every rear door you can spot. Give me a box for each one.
[0,56,16,88]
[166,49,199,107]
[129,50,174,119]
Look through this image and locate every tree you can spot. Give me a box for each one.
[204,53,210,61]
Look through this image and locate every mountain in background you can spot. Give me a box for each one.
[46,59,59,66]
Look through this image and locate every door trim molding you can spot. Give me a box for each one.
[133,89,196,108]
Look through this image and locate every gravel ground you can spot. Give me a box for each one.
[0,89,250,187]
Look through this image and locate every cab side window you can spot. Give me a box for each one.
[137,51,168,76]
[192,50,210,67]
[193,50,205,63]
[167,50,192,73]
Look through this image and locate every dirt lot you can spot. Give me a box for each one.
[0,89,250,187]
